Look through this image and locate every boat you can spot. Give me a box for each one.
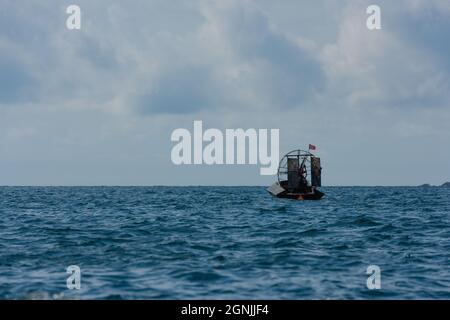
[267,149,324,200]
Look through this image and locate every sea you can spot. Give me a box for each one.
[0,186,449,300]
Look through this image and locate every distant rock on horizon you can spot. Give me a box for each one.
[441,182,450,187]
[418,183,431,187]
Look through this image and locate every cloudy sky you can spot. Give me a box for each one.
[1,0,449,186]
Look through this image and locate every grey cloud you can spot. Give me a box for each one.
[135,66,217,114]
[200,1,325,109]
[0,54,37,104]
[72,34,119,71]
[134,0,324,114]
[391,2,450,71]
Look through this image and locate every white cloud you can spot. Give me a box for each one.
[320,1,450,111]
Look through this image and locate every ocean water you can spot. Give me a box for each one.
[0,186,449,300]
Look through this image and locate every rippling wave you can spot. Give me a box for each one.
[0,186,449,299]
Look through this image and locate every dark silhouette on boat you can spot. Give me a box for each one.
[267,149,324,200]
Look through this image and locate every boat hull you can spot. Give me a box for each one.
[267,182,324,200]
[275,190,324,200]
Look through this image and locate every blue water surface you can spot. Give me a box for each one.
[0,186,449,299]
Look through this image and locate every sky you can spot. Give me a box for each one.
[0,0,449,186]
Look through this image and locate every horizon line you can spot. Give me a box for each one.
[0,184,448,188]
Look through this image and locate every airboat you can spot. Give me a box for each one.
[267,149,324,200]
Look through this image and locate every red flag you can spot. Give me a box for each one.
[309,144,317,151]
